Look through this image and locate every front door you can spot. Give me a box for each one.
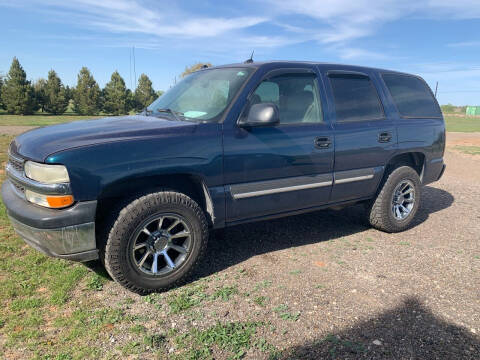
[222,67,334,222]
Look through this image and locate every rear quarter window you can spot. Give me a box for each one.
[382,74,442,118]
[328,73,384,122]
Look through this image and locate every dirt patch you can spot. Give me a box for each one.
[84,145,480,359]
[446,132,480,147]
[0,126,37,136]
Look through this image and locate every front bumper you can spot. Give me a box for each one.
[1,179,98,262]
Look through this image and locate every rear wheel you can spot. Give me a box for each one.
[103,191,208,294]
[366,166,421,233]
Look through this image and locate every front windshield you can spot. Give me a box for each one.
[147,67,254,122]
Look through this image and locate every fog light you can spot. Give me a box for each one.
[25,190,74,209]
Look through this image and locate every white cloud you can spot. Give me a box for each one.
[3,0,267,39]
[3,0,480,61]
[447,41,480,48]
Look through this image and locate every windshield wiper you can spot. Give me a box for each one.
[155,108,184,122]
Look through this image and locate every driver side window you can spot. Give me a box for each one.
[248,72,323,124]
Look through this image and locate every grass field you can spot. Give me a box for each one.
[0,133,282,359]
[0,112,479,132]
[0,113,101,127]
[444,115,480,132]
[455,145,480,155]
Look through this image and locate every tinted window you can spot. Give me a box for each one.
[248,73,323,124]
[329,74,384,122]
[382,74,441,118]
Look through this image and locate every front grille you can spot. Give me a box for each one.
[7,152,26,195]
[8,153,24,173]
[12,182,25,194]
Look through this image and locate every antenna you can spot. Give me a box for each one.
[244,50,254,64]
[434,81,438,98]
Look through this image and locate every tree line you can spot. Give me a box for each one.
[0,57,163,116]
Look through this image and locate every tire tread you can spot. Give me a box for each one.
[103,191,208,295]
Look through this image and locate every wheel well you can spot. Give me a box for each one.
[386,152,425,179]
[95,174,214,229]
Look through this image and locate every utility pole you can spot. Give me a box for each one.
[133,46,137,88]
[129,49,133,90]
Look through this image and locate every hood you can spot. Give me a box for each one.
[12,115,196,162]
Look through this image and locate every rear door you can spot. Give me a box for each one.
[222,66,334,222]
[321,68,398,202]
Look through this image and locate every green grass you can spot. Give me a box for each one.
[445,115,480,132]
[0,133,124,358]
[210,285,238,301]
[167,284,208,314]
[455,145,480,155]
[253,296,268,307]
[174,321,267,360]
[0,112,102,127]
[273,304,300,322]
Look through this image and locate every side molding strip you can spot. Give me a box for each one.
[229,167,377,200]
[230,174,333,200]
[334,168,375,184]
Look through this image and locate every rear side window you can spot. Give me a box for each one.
[328,73,384,122]
[382,74,442,118]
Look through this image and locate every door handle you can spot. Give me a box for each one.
[378,132,392,143]
[314,136,331,149]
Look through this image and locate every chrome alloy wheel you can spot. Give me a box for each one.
[391,180,415,220]
[131,214,192,276]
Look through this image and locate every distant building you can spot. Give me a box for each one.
[466,106,480,116]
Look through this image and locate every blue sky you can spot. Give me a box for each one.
[1,0,479,105]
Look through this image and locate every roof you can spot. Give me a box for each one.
[210,60,413,77]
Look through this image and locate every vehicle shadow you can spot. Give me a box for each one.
[85,186,454,283]
[196,185,454,278]
[280,296,479,359]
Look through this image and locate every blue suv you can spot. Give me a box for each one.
[2,61,446,293]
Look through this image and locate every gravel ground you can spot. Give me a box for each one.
[87,132,479,359]
[2,127,479,359]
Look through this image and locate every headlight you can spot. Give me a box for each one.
[24,161,70,184]
[25,190,74,209]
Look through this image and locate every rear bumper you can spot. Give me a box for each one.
[1,180,98,262]
[423,158,446,185]
[437,164,446,181]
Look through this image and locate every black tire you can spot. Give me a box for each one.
[103,191,208,294]
[366,166,421,233]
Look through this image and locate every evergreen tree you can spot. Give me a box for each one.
[33,78,47,112]
[181,62,212,78]
[44,70,68,114]
[64,85,73,102]
[1,57,35,115]
[134,74,157,111]
[103,71,128,115]
[126,89,135,113]
[0,76,4,110]
[73,67,101,115]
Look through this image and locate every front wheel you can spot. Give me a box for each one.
[103,191,208,294]
[366,166,421,233]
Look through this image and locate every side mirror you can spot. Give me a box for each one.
[239,103,280,127]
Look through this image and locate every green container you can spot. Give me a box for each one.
[466,106,480,116]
